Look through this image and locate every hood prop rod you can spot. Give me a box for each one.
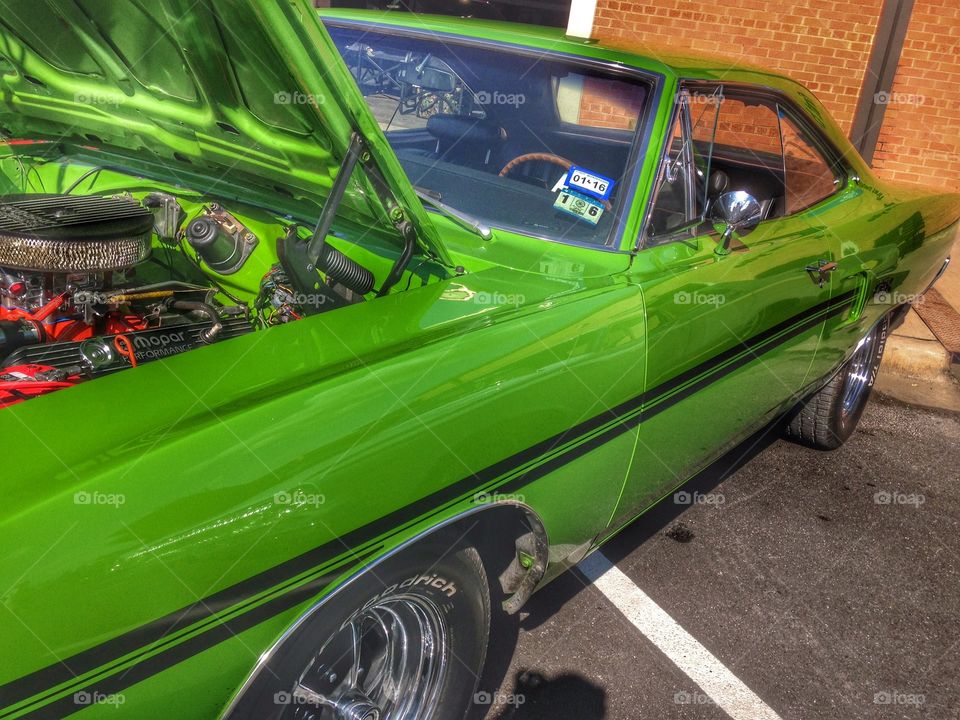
[306,132,365,270]
[305,131,419,298]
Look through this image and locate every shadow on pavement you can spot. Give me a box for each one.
[487,670,606,719]
[519,420,783,632]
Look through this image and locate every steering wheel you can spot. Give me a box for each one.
[499,152,573,178]
[499,152,612,210]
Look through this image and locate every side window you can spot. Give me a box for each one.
[687,91,723,217]
[710,95,785,221]
[646,85,844,243]
[780,115,840,213]
[714,97,783,157]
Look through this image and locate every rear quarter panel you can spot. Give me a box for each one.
[817,174,960,373]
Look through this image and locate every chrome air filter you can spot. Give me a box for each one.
[0,194,153,272]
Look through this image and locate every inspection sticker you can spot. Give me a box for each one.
[554,188,604,225]
[565,166,615,201]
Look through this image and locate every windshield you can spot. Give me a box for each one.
[327,23,650,246]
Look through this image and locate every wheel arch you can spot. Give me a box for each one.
[219,501,548,719]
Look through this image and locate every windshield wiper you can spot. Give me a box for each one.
[414,187,492,240]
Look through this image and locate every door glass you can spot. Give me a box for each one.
[648,115,688,235]
[687,88,723,215]
[647,90,721,238]
[710,95,785,221]
[779,114,840,214]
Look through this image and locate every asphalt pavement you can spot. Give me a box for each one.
[485,395,960,719]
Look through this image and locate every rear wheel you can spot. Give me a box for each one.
[224,544,490,720]
[785,317,888,450]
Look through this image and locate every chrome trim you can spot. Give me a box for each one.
[218,500,548,720]
[924,256,951,295]
[636,89,685,251]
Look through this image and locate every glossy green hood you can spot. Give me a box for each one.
[0,0,449,263]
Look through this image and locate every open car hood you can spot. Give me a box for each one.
[0,0,449,264]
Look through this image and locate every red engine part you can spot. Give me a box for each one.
[0,293,150,407]
[0,293,149,342]
[0,364,83,408]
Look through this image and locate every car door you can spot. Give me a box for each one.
[613,85,849,519]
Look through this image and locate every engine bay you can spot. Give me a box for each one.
[0,178,410,409]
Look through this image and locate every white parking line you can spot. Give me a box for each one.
[579,552,783,720]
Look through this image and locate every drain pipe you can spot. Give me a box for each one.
[566,0,599,40]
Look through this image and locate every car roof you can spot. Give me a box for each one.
[319,9,795,86]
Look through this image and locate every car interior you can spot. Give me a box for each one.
[648,139,788,237]
[648,94,841,239]
[327,23,649,245]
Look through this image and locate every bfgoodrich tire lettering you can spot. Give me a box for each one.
[785,317,888,450]
[225,544,490,720]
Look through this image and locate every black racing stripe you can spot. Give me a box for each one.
[636,290,858,406]
[16,561,371,720]
[642,292,853,421]
[1,409,629,714]
[496,291,856,493]
[1,291,855,718]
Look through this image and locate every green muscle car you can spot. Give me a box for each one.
[0,2,955,719]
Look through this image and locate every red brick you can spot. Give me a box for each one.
[592,0,959,190]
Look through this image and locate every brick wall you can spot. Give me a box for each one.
[871,0,960,189]
[593,0,960,192]
[578,76,647,130]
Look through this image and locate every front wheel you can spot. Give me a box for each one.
[784,317,888,450]
[223,544,491,720]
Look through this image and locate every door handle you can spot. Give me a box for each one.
[804,260,838,288]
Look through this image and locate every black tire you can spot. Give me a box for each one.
[784,317,888,450]
[225,543,491,720]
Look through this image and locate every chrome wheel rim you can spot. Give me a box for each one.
[840,331,876,420]
[282,594,448,720]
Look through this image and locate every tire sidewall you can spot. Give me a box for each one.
[231,545,490,720]
[834,317,888,441]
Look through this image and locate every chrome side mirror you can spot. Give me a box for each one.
[712,190,762,254]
